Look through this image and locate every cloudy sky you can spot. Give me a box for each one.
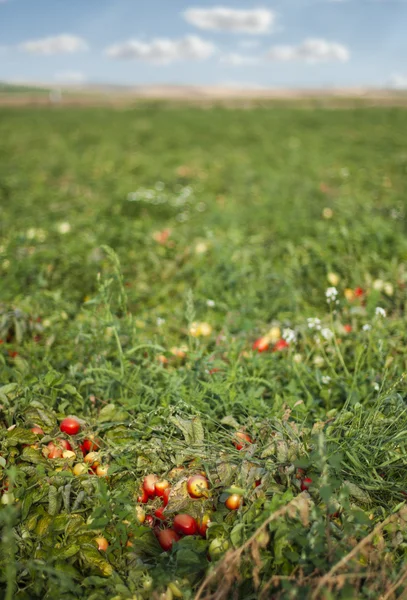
[0,0,406,88]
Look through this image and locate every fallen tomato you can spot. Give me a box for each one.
[156,528,180,551]
[187,475,209,498]
[60,418,81,436]
[233,431,253,450]
[173,514,198,536]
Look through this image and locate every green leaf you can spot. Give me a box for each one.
[5,427,37,446]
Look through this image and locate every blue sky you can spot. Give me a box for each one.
[0,0,406,88]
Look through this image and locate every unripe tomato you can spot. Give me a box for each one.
[187,475,209,498]
[155,479,170,497]
[157,528,180,551]
[300,477,312,491]
[198,514,211,537]
[233,431,253,450]
[62,450,76,460]
[73,463,88,476]
[47,443,63,459]
[31,426,44,436]
[173,514,198,536]
[95,536,109,551]
[135,506,146,524]
[96,465,109,477]
[225,494,243,510]
[168,466,185,479]
[84,452,100,467]
[208,538,229,561]
[60,418,81,436]
[143,474,158,497]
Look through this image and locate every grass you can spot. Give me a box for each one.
[0,104,407,599]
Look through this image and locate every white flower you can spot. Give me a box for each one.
[206,299,215,308]
[362,324,372,331]
[325,287,338,303]
[375,307,386,318]
[321,327,334,341]
[307,317,321,330]
[282,328,296,343]
[373,382,380,391]
[313,355,324,367]
[156,317,166,326]
[321,375,331,385]
[57,222,71,234]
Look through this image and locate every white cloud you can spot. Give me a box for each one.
[239,40,261,49]
[220,52,260,66]
[105,35,216,64]
[183,7,275,34]
[54,71,86,84]
[388,73,407,89]
[267,39,350,63]
[20,34,88,55]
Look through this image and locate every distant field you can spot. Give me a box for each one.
[1,105,407,599]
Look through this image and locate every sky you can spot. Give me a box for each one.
[0,0,406,89]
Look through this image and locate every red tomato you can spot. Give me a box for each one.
[225,494,243,510]
[252,337,270,353]
[187,475,209,498]
[47,443,63,459]
[173,514,198,536]
[233,431,253,450]
[156,528,180,551]
[155,480,170,497]
[58,439,73,451]
[143,474,158,497]
[300,477,312,491]
[60,418,81,436]
[162,487,171,508]
[145,515,154,527]
[343,324,352,333]
[81,436,100,455]
[155,507,167,522]
[137,489,149,504]
[273,339,289,352]
[198,514,211,537]
[354,287,364,298]
[31,426,44,436]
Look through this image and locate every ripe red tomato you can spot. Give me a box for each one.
[233,431,253,450]
[31,426,44,436]
[156,528,180,551]
[137,489,149,503]
[47,443,63,459]
[155,479,170,497]
[58,439,72,451]
[252,337,270,353]
[144,515,154,527]
[81,436,100,455]
[225,494,243,510]
[173,514,198,536]
[155,507,167,522]
[343,324,352,333]
[300,477,312,491]
[354,287,364,298]
[162,487,171,508]
[60,418,81,436]
[273,339,289,352]
[187,475,209,498]
[143,474,158,497]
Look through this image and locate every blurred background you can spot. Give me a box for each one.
[0,0,407,103]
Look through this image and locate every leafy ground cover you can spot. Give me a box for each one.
[0,105,407,599]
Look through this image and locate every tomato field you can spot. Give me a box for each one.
[1,104,407,599]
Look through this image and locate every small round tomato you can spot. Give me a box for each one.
[173,514,198,536]
[343,324,352,333]
[155,479,170,497]
[95,536,109,551]
[225,494,243,510]
[157,528,180,551]
[233,431,253,450]
[81,436,100,455]
[354,287,364,298]
[60,417,81,436]
[73,463,88,476]
[84,452,100,467]
[198,514,211,537]
[208,538,229,561]
[58,439,73,451]
[252,336,270,353]
[62,450,76,460]
[143,474,158,497]
[273,339,289,352]
[47,442,63,459]
[96,465,109,478]
[187,475,209,499]
[31,426,44,436]
[300,477,312,491]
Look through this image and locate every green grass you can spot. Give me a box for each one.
[1,105,407,599]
